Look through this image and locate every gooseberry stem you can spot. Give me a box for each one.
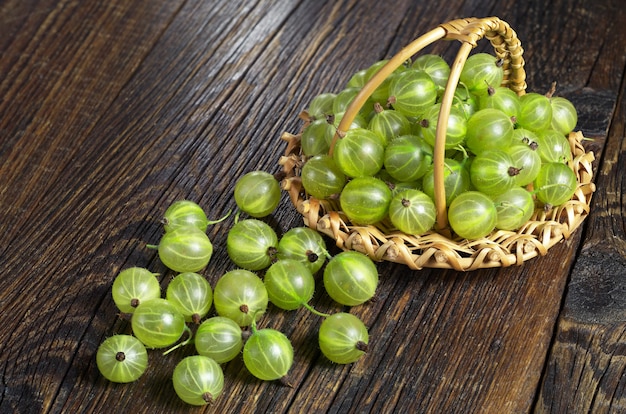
[146,244,158,249]
[302,302,331,318]
[163,325,193,356]
[249,310,261,334]
[207,209,233,225]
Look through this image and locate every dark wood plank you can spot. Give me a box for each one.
[0,0,622,413]
[536,1,626,409]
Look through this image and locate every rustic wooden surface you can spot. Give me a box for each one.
[1,0,624,413]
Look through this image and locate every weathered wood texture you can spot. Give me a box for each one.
[537,3,626,410]
[0,0,624,413]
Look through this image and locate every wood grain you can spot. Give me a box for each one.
[536,4,626,408]
[0,0,623,413]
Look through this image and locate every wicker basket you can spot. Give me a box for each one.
[278,16,596,271]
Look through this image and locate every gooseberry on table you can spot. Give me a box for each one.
[276,226,329,274]
[172,355,224,406]
[149,225,213,273]
[226,218,278,271]
[111,267,160,314]
[263,259,316,311]
[318,312,369,364]
[212,269,268,327]
[323,251,379,307]
[194,317,244,364]
[233,170,281,218]
[96,334,148,383]
[131,298,190,350]
[243,327,294,381]
[165,272,213,324]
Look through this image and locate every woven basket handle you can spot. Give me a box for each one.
[332,16,526,232]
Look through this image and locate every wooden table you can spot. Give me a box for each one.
[1,0,624,412]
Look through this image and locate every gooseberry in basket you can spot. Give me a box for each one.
[550,95,578,136]
[388,189,437,235]
[491,186,535,231]
[301,154,346,200]
[505,142,542,187]
[533,162,578,207]
[333,127,385,177]
[422,158,471,206]
[383,135,433,182]
[300,117,334,156]
[465,108,514,154]
[411,54,451,91]
[447,191,497,240]
[517,92,553,132]
[339,176,392,225]
[307,92,336,120]
[387,68,438,117]
[459,52,504,96]
[534,129,573,163]
[478,85,521,121]
[368,102,412,144]
[383,134,433,182]
[419,103,467,149]
[469,149,519,196]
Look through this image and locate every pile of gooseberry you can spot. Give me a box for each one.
[97,184,376,405]
[298,52,580,240]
